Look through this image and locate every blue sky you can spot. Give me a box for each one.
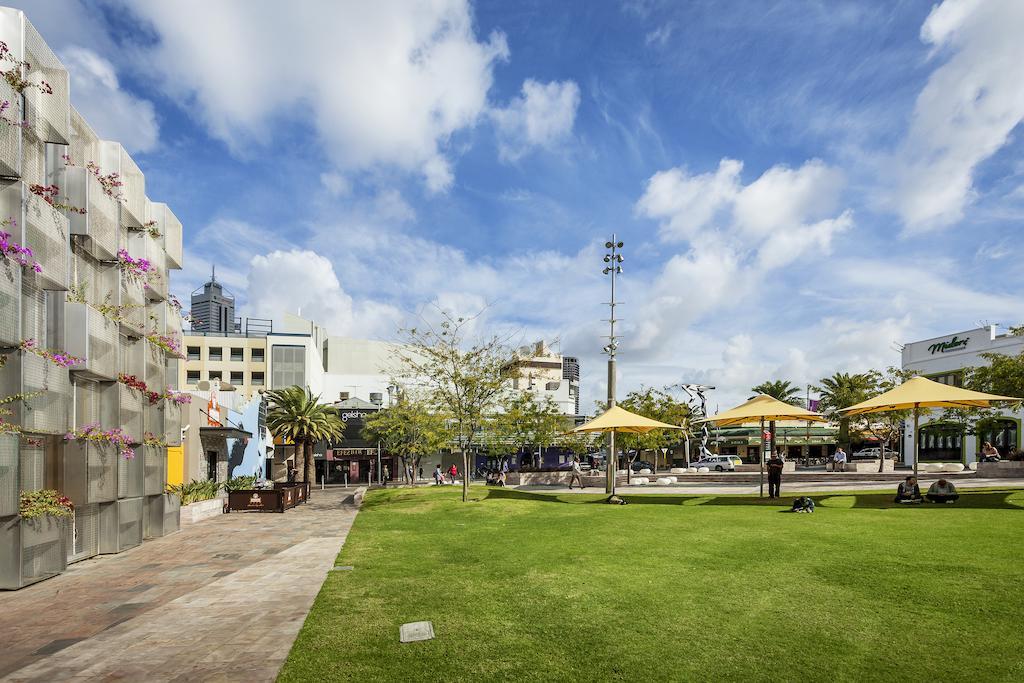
[15,0,1024,409]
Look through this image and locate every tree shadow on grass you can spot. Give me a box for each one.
[485,488,1024,511]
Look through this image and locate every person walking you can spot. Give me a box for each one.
[382,464,390,487]
[568,457,584,490]
[833,447,847,472]
[419,466,424,480]
[433,464,443,486]
[448,464,458,484]
[767,451,784,499]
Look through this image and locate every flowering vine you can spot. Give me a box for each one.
[1,220,42,273]
[29,183,86,215]
[85,161,124,202]
[162,388,191,405]
[117,248,154,287]
[19,338,83,368]
[167,295,195,324]
[0,41,53,95]
[19,490,74,519]
[64,423,136,459]
[0,391,44,441]
[143,432,167,447]
[146,332,184,359]
[68,282,144,325]
[0,99,29,129]
[118,373,161,405]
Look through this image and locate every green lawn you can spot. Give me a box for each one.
[280,487,1024,682]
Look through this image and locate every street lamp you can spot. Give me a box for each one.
[603,236,623,495]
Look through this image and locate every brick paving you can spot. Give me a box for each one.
[0,488,360,682]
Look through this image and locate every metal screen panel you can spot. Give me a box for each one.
[21,351,70,435]
[271,345,306,389]
[146,402,164,441]
[145,341,165,394]
[0,259,19,346]
[117,446,143,499]
[165,303,182,341]
[69,502,98,563]
[163,493,180,534]
[119,276,146,336]
[118,383,144,439]
[24,193,68,290]
[0,433,18,517]
[20,127,45,188]
[24,18,70,145]
[162,205,182,270]
[0,78,21,177]
[86,443,117,503]
[146,299,166,336]
[87,307,118,379]
[68,108,99,168]
[143,446,165,495]
[117,496,143,551]
[18,439,44,492]
[20,516,69,585]
[163,402,181,446]
[120,335,145,377]
[118,148,144,228]
[66,166,118,260]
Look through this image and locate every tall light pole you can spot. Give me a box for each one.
[603,236,623,495]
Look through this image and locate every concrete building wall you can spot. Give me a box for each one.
[181,334,267,402]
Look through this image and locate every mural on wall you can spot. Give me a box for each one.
[226,395,269,478]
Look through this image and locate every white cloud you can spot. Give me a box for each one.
[645,23,674,47]
[124,0,509,191]
[892,0,1024,231]
[492,79,581,161]
[319,172,350,197]
[60,46,159,153]
[635,159,741,241]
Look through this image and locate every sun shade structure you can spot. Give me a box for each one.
[840,376,1021,475]
[572,405,684,434]
[702,395,825,497]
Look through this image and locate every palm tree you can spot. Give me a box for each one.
[265,386,345,490]
[751,380,802,459]
[815,372,875,453]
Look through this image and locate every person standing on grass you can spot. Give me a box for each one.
[833,447,847,472]
[767,452,784,499]
[448,463,458,484]
[433,464,443,486]
[568,457,584,490]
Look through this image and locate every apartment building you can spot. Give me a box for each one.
[0,8,184,589]
[183,332,268,403]
[514,341,581,417]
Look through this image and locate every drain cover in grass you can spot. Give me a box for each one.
[331,565,354,571]
[400,621,435,643]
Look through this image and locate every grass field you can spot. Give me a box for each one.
[279,486,1024,682]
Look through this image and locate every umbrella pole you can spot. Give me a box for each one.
[607,430,616,496]
[913,404,919,478]
[759,417,765,498]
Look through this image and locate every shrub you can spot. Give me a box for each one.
[223,475,257,492]
[166,479,222,505]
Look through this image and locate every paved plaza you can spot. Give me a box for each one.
[0,488,360,682]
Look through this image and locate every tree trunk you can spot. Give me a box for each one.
[304,441,316,493]
[769,420,777,459]
[461,449,469,502]
[879,438,887,473]
[839,417,851,453]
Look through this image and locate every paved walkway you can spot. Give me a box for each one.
[517,477,1024,496]
[0,488,360,682]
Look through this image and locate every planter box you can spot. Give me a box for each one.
[180,497,224,525]
[0,78,21,178]
[0,434,18,518]
[64,302,120,380]
[19,347,71,436]
[98,496,143,554]
[143,446,166,496]
[126,230,166,302]
[119,278,147,337]
[24,192,69,290]
[117,445,145,499]
[227,487,301,513]
[976,461,1024,478]
[0,259,19,347]
[63,440,119,505]
[147,201,182,270]
[144,493,180,538]
[0,514,70,590]
[68,502,99,563]
[162,401,182,446]
[63,166,119,260]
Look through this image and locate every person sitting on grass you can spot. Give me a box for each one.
[790,496,815,513]
[926,479,959,504]
[894,476,923,504]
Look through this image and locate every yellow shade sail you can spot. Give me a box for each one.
[840,375,1021,416]
[571,404,684,434]
[701,394,825,426]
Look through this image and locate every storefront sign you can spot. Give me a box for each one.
[928,335,969,355]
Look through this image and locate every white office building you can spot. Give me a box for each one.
[901,325,1023,465]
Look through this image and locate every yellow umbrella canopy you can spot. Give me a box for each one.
[840,376,1021,415]
[572,404,683,434]
[701,394,825,426]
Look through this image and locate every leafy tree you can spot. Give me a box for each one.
[815,372,875,453]
[396,310,520,502]
[939,350,1024,442]
[265,386,344,489]
[362,389,452,486]
[486,392,565,469]
[617,387,691,474]
[856,367,916,472]
[751,379,802,458]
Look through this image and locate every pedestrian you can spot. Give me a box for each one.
[382,464,390,487]
[433,464,443,486]
[766,451,784,499]
[568,456,584,489]
[448,463,458,484]
[419,466,424,480]
[833,447,847,472]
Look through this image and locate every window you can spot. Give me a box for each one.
[230,347,244,362]
[251,347,265,362]
[230,371,244,385]
[271,345,305,388]
[187,370,200,384]
[251,371,265,386]
[977,419,1018,457]
[208,370,222,381]
[187,346,201,361]
[918,424,963,462]
[929,371,963,387]
[209,347,222,361]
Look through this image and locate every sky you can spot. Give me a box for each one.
[12,0,1024,411]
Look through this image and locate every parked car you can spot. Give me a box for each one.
[629,460,656,472]
[691,455,742,471]
[851,447,898,460]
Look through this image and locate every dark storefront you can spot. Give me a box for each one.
[318,403,396,484]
